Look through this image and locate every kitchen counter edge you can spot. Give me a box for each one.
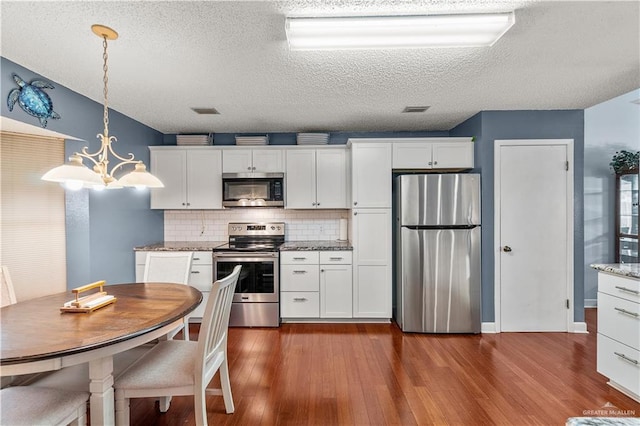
[279,241,353,251]
[134,241,227,251]
[590,263,640,279]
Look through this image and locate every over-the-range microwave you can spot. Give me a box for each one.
[222,173,284,207]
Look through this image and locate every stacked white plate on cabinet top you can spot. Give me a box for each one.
[176,134,211,146]
[235,135,269,146]
[296,133,329,145]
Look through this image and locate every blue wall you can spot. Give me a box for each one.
[1,57,164,288]
[583,89,640,304]
[451,110,585,323]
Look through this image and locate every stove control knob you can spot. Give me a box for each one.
[271,226,275,230]
[277,226,281,230]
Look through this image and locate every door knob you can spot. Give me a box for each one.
[503,246,512,252]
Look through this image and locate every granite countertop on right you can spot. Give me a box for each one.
[279,240,353,251]
[590,263,640,279]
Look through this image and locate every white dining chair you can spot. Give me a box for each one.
[115,265,241,426]
[143,251,194,340]
[0,386,89,426]
[1,265,17,307]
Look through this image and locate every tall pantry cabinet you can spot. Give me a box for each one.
[349,140,392,318]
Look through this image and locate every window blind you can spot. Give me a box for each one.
[1,132,67,301]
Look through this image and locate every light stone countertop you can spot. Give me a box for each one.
[590,263,640,279]
[278,240,353,251]
[134,241,227,251]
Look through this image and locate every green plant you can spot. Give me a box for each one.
[610,150,639,173]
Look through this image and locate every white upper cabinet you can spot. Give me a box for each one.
[392,138,474,170]
[350,141,392,208]
[150,147,222,209]
[222,148,284,173]
[285,147,348,209]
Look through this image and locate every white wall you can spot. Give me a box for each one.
[583,88,640,305]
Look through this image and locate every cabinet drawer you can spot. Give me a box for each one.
[191,251,212,265]
[597,333,640,396]
[281,292,319,318]
[281,265,320,291]
[599,273,640,303]
[280,251,320,265]
[598,292,640,350]
[319,251,352,264]
[189,265,213,291]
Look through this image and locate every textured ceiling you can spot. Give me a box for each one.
[1,1,639,134]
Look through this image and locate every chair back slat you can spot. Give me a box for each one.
[196,265,241,378]
[1,265,17,307]
[143,252,193,284]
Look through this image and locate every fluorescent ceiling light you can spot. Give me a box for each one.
[285,13,515,50]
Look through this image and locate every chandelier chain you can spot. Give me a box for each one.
[102,36,109,135]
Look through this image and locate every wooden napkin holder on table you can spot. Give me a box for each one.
[60,280,116,313]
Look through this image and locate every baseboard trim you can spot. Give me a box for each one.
[584,299,597,308]
[572,322,588,333]
[481,322,496,333]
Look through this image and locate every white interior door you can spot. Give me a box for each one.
[495,140,573,332]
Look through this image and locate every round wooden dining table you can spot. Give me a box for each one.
[0,282,202,426]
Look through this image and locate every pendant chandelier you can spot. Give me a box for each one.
[42,24,163,190]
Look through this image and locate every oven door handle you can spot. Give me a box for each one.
[213,252,278,259]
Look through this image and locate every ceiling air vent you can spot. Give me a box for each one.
[191,107,220,115]
[402,106,430,113]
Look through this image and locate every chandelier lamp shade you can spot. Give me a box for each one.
[285,12,516,50]
[42,24,163,190]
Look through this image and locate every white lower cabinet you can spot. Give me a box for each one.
[352,209,392,318]
[596,272,640,402]
[135,251,212,322]
[280,250,353,319]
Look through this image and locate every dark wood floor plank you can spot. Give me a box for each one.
[123,309,640,425]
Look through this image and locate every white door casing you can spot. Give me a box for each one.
[494,139,574,332]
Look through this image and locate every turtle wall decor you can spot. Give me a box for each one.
[7,72,61,128]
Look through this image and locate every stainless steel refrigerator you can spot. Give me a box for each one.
[394,174,481,333]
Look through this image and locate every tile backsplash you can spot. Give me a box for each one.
[164,209,350,242]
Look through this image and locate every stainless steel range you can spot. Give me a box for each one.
[213,222,284,327]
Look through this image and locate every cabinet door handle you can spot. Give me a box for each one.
[353,201,358,206]
[193,257,200,261]
[329,257,343,261]
[321,269,325,273]
[252,166,256,170]
[316,202,320,206]
[312,202,316,206]
[502,246,512,253]
[614,307,639,318]
[182,202,186,206]
[614,352,639,365]
[615,286,640,295]
[293,297,308,302]
[191,270,200,274]
[354,212,358,216]
[293,257,307,261]
[433,161,438,165]
[428,161,433,165]
[293,270,307,274]
[247,166,252,170]
[187,203,190,206]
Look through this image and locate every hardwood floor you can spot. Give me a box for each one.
[126,309,640,425]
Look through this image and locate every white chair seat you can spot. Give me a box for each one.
[115,340,201,391]
[0,386,89,426]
